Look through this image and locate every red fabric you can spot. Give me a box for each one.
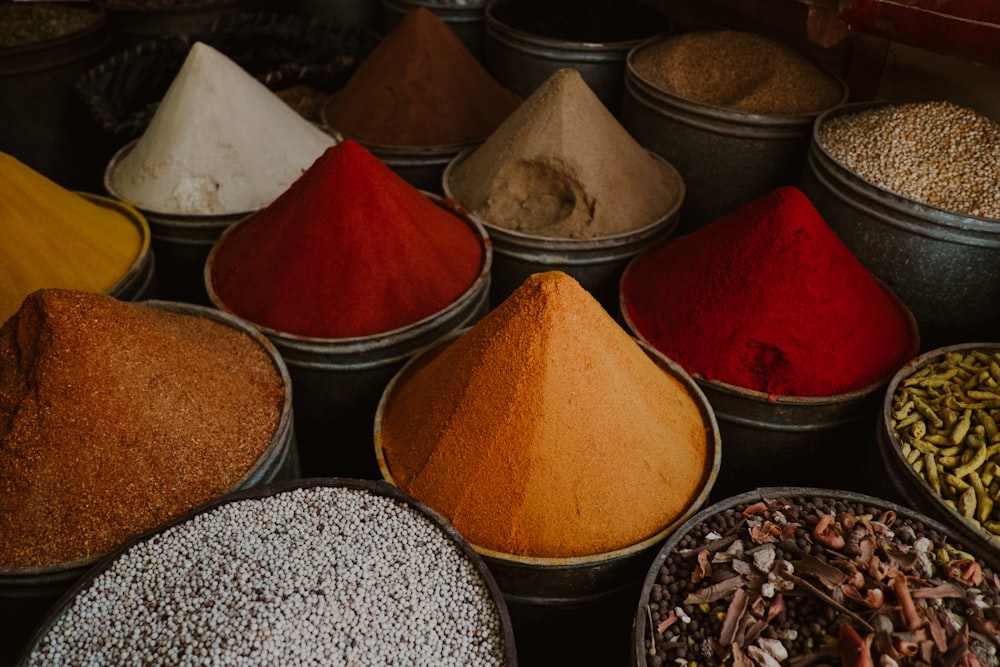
[622,186,915,397]
[210,140,483,338]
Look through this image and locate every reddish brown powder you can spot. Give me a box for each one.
[0,289,284,567]
[322,8,519,146]
[378,271,711,558]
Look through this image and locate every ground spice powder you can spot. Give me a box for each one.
[631,30,842,115]
[379,271,710,558]
[0,152,142,325]
[209,140,484,338]
[621,187,917,397]
[0,289,284,567]
[322,8,519,147]
[106,41,335,216]
[447,68,683,240]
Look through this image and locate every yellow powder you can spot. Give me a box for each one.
[379,271,711,558]
[0,152,144,324]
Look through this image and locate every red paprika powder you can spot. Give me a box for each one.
[208,140,484,338]
[621,186,917,397]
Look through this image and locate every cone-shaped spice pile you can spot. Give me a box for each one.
[322,8,519,146]
[107,42,336,216]
[622,186,917,397]
[0,152,142,324]
[447,68,683,239]
[0,289,284,567]
[379,271,712,558]
[209,140,484,338]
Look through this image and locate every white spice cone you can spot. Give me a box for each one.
[108,42,337,216]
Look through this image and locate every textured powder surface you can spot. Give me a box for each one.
[209,141,484,338]
[107,42,336,216]
[631,31,843,115]
[447,68,682,240]
[0,152,142,324]
[379,271,710,558]
[622,187,916,397]
[322,8,519,146]
[0,289,284,567]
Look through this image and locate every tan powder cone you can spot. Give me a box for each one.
[448,68,682,239]
[380,270,711,558]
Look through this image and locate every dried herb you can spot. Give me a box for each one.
[643,495,1000,667]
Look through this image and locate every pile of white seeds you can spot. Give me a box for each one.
[25,486,508,666]
[818,101,1000,220]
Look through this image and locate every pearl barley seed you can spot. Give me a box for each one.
[26,486,508,667]
[819,101,1000,220]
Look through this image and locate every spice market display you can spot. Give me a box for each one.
[2,1,1000,665]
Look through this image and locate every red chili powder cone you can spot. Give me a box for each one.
[208,140,484,338]
[621,186,917,397]
[322,7,519,146]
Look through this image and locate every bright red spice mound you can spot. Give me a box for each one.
[209,140,483,338]
[622,186,917,397]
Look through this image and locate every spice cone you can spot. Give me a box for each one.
[107,41,336,216]
[379,271,712,558]
[447,68,682,239]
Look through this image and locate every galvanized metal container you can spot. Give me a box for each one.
[877,342,1000,572]
[443,148,684,314]
[101,0,263,47]
[0,300,298,667]
[380,0,488,60]
[483,0,670,114]
[620,277,920,501]
[104,140,253,305]
[77,192,159,302]
[205,193,493,480]
[0,5,111,192]
[15,478,517,666]
[620,35,848,234]
[630,486,1000,666]
[374,332,721,627]
[800,101,1000,351]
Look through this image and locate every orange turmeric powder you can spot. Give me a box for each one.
[378,271,713,558]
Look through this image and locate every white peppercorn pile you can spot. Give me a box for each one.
[25,486,508,666]
[819,101,1000,220]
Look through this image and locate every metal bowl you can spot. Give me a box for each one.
[621,33,848,233]
[800,100,1000,351]
[205,193,493,479]
[877,342,1000,572]
[443,147,684,315]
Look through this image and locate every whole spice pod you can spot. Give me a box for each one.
[879,343,1000,569]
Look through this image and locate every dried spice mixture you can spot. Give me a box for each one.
[890,348,1000,537]
[0,289,284,567]
[25,486,508,666]
[631,30,842,115]
[642,494,1000,667]
[819,101,1000,220]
